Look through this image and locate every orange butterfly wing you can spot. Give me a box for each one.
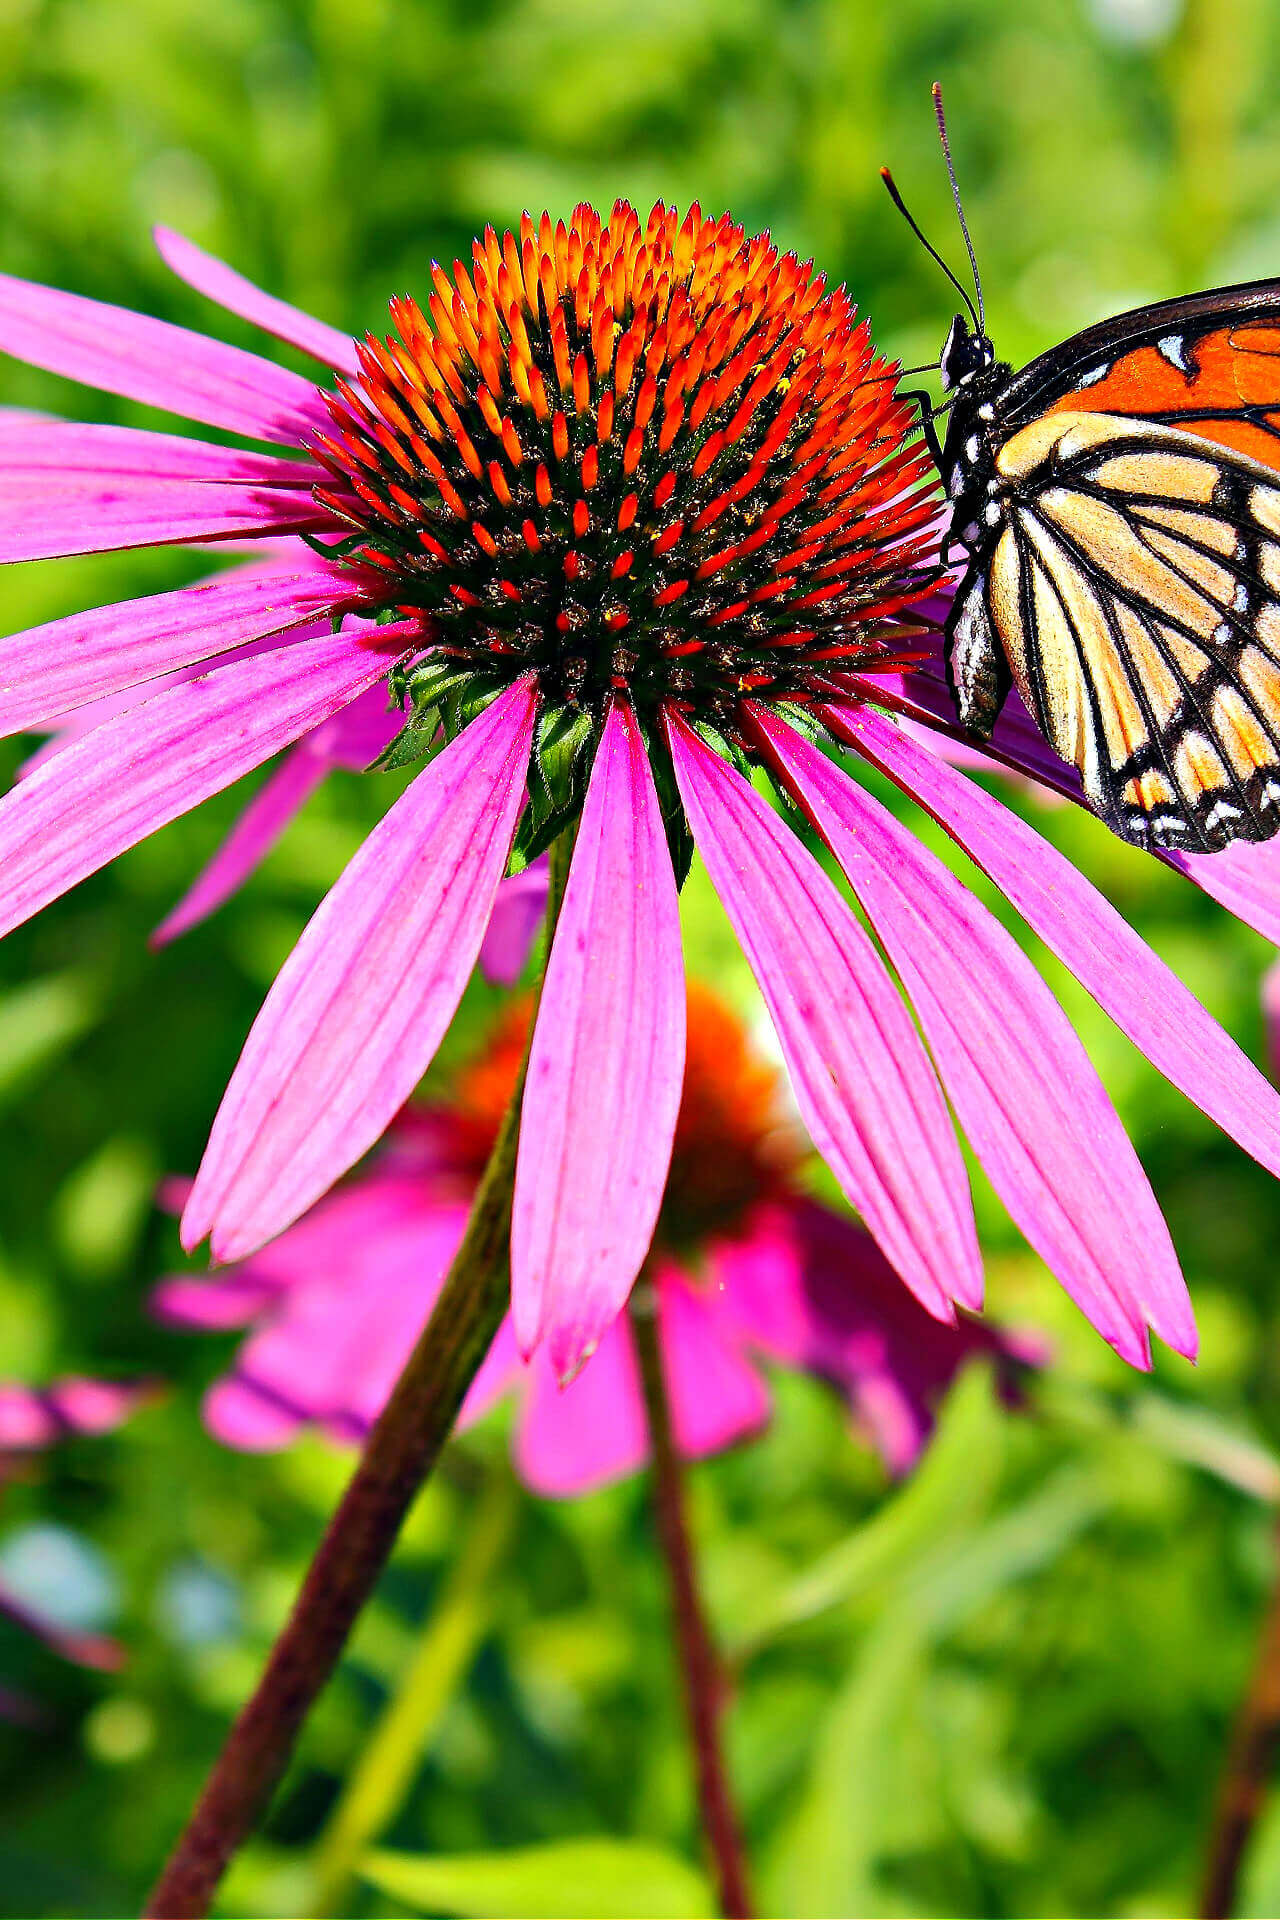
[1042,320,1280,465]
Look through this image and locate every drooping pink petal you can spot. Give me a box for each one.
[480,857,551,987]
[203,1199,469,1450]
[306,682,402,770]
[1265,957,1280,1079]
[150,746,328,948]
[665,710,982,1321]
[152,1268,283,1330]
[457,1316,525,1430]
[863,655,1085,804]
[753,704,1192,1366]
[0,624,410,942]
[0,477,331,563]
[154,228,362,375]
[1165,840,1280,947]
[148,683,402,945]
[512,700,685,1374]
[512,1316,650,1497]
[659,1273,771,1458]
[0,415,326,484]
[830,704,1280,1185]
[182,679,538,1262]
[0,565,352,740]
[0,269,329,443]
[0,1588,123,1673]
[0,1377,152,1448]
[713,1200,1046,1473]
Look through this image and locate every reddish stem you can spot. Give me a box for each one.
[1200,1518,1280,1918]
[631,1292,754,1920]
[144,832,575,1919]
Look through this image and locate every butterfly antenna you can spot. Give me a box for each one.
[932,81,984,332]
[879,165,980,334]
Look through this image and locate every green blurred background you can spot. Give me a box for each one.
[6,0,1280,1912]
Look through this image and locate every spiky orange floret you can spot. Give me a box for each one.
[310,200,939,727]
[446,983,802,1248]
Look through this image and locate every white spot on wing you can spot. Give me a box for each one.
[1158,333,1193,374]
[1077,362,1109,387]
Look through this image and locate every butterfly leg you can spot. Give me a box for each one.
[946,564,1009,738]
[902,388,945,472]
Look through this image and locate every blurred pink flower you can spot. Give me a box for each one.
[2,211,1280,1374]
[0,1378,152,1688]
[155,988,1038,1494]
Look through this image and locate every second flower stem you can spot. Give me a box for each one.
[307,1464,519,1916]
[1200,1516,1280,1918]
[145,833,573,1920]
[631,1290,754,1920]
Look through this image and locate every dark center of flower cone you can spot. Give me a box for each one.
[310,200,939,739]
[445,984,803,1252]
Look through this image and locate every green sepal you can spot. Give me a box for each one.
[443,675,509,741]
[508,704,599,872]
[370,718,446,775]
[641,723,695,890]
[771,698,827,745]
[371,661,511,775]
[690,717,753,785]
[299,529,370,563]
[402,655,482,721]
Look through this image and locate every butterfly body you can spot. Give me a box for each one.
[932,294,1280,852]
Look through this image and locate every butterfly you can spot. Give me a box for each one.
[888,86,1280,853]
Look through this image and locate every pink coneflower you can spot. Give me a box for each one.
[0,1378,151,1697]
[155,987,1036,1493]
[3,206,1280,1380]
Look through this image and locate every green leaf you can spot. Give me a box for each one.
[728,1362,1006,1657]
[765,1467,1105,1918]
[361,1839,715,1918]
[0,971,99,1110]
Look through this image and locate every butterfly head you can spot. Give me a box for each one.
[939,313,996,393]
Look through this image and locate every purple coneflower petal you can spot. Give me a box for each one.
[153,227,362,376]
[512,699,685,1375]
[480,856,551,988]
[0,1588,124,1673]
[0,625,409,942]
[0,270,329,443]
[150,745,329,948]
[659,1274,771,1459]
[665,710,982,1322]
[152,1269,282,1330]
[0,415,325,484]
[0,565,351,739]
[831,705,1280,1185]
[1265,958,1280,1077]
[0,477,330,564]
[753,705,1192,1366]
[0,1377,152,1447]
[147,685,403,946]
[513,1316,650,1497]
[1166,841,1280,946]
[182,678,538,1262]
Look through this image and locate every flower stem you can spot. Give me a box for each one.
[630,1289,754,1920]
[306,1464,519,1917]
[1200,1517,1280,1919]
[144,836,573,1920]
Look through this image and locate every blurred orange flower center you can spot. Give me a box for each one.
[447,982,802,1249]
